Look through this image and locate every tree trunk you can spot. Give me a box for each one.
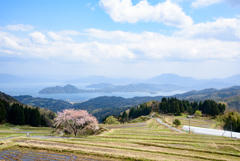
[70,124,77,136]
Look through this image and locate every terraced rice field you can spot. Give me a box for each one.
[0,119,240,160]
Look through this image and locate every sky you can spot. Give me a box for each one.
[0,0,240,80]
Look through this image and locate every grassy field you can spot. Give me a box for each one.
[154,113,222,130]
[0,118,240,160]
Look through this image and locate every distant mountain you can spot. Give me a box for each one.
[220,74,240,85]
[190,81,234,90]
[64,75,142,84]
[39,83,187,94]
[85,83,116,89]
[144,73,204,86]
[0,74,56,83]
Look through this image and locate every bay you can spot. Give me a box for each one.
[0,83,187,102]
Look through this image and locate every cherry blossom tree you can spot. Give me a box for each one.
[54,109,98,136]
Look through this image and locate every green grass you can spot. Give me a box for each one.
[1,117,240,161]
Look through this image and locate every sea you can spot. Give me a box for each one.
[0,83,187,102]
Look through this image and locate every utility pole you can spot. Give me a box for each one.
[231,120,232,138]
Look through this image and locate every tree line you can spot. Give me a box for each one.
[159,97,225,116]
[102,102,151,124]
[0,98,55,127]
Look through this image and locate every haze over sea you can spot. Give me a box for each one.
[0,83,186,102]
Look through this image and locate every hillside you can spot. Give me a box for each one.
[0,91,56,127]
[13,95,73,112]
[0,91,19,103]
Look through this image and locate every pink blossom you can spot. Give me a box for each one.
[54,109,98,136]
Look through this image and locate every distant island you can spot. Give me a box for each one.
[38,84,187,94]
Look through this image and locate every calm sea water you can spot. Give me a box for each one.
[0,83,187,102]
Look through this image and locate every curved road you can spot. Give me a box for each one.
[150,113,185,133]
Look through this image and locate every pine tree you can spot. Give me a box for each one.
[0,101,6,123]
[172,101,180,116]
[122,111,128,119]
[30,109,41,126]
[14,105,25,125]
[179,101,185,113]
[40,115,47,126]
[199,101,203,111]
[187,106,193,115]
[209,103,220,116]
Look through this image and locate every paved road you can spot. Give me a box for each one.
[155,118,185,133]
[149,113,185,133]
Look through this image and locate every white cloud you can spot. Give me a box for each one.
[1,28,240,63]
[47,31,73,42]
[175,18,240,41]
[191,0,240,8]
[191,0,222,8]
[0,31,135,62]
[0,24,34,31]
[99,0,193,28]
[28,31,48,44]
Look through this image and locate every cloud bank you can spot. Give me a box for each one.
[99,0,193,28]
[1,19,240,63]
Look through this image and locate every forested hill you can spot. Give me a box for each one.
[72,96,163,121]
[13,95,73,112]
[72,96,163,112]
[174,86,240,99]
[0,91,56,127]
[0,91,19,103]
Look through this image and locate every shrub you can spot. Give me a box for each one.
[173,119,181,127]
[195,110,202,117]
[104,116,120,124]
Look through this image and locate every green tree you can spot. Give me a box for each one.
[218,103,226,114]
[209,102,220,116]
[15,105,25,125]
[199,101,203,111]
[40,115,47,126]
[104,116,120,124]
[129,108,136,119]
[122,111,128,119]
[0,102,6,123]
[179,101,185,113]
[159,102,169,113]
[173,119,181,127]
[30,109,41,126]
[187,106,193,115]
[194,110,202,117]
[172,101,180,116]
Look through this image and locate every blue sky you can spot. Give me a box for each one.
[0,0,240,79]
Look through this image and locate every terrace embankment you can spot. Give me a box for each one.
[1,118,240,160]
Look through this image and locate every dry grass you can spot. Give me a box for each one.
[1,118,240,161]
